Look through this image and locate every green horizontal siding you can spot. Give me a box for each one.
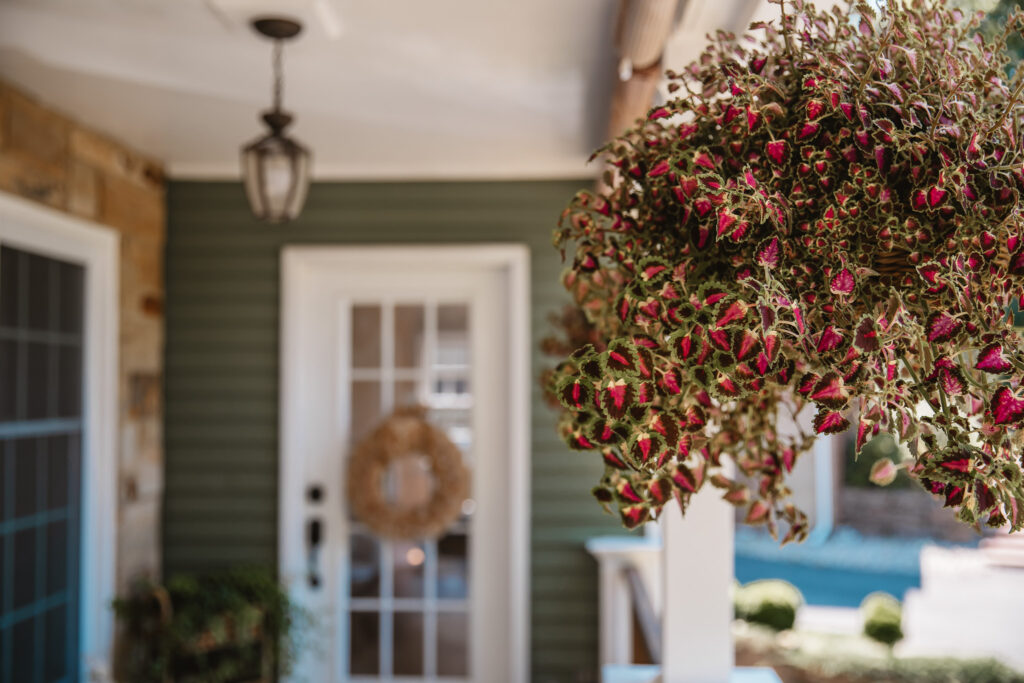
[164,180,633,682]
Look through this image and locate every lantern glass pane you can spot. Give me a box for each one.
[287,147,311,218]
[242,145,265,216]
[241,131,311,223]
[261,147,294,220]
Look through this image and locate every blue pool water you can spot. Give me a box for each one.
[734,526,978,607]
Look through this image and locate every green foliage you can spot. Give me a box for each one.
[800,654,1024,682]
[739,622,1024,681]
[845,433,912,488]
[861,591,904,646]
[113,567,301,683]
[548,0,1024,540]
[734,579,803,631]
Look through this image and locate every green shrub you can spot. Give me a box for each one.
[734,579,802,631]
[862,592,903,646]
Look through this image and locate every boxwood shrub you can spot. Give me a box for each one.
[862,591,903,646]
[734,579,803,631]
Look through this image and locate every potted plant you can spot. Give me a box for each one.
[113,568,300,683]
[548,0,1024,541]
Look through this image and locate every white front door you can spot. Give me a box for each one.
[280,246,530,683]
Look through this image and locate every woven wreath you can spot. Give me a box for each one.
[346,406,469,540]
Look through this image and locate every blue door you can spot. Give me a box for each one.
[0,245,83,683]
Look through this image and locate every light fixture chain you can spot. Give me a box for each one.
[272,39,284,113]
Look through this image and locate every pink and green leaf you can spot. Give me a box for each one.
[976,343,1012,374]
[816,326,845,353]
[854,317,879,351]
[990,387,1024,426]
[765,140,788,164]
[813,409,850,435]
[756,237,781,268]
[620,505,649,530]
[810,372,850,408]
[745,500,772,525]
[671,465,697,493]
[600,379,633,419]
[925,311,962,343]
[829,268,856,296]
[558,377,592,411]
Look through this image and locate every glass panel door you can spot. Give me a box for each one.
[347,300,472,681]
[0,246,84,683]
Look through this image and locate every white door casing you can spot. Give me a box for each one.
[279,245,530,682]
[0,191,119,680]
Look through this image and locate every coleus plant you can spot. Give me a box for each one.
[549,0,1024,541]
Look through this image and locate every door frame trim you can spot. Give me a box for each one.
[0,191,119,679]
[279,244,531,682]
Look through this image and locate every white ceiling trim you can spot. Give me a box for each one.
[167,158,599,181]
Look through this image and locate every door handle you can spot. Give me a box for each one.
[307,517,323,588]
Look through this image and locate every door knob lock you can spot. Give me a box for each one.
[307,517,323,588]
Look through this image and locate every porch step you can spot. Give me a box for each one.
[979,531,1024,567]
[900,545,1024,671]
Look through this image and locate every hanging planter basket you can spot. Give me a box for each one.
[547,0,1024,540]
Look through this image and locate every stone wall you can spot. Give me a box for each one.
[837,486,980,543]
[0,80,165,592]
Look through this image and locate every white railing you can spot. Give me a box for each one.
[587,491,782,683]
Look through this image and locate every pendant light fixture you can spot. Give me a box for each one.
[241,17,311,224]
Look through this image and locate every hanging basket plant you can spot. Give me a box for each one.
[549,0,1024,541]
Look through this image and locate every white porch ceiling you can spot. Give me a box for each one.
[0,0,784,180]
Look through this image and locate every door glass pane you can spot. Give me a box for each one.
[351,305,382,369]
[25,252,52,332]
[393,539,425,598]
[395,380,419,408]
[13,438,38,517]
[350,531,381,598]
[47,436,68,511]
[430,408,473,453]
[0,247,19,327]
[349,611,380,675]
[12,528,35,610]
[26,342,50,419]
[57,346,82,418]
[43,605,68,680]
[394,305,424,368]
[0,339,15,422]
[46,521,67,596]
[0,448,6,524]
[438,533,468,599]
[0,246,83,683]
[11,620,33,683]
[437,611,469,676]
[350,381,381,444]
[436,304,468,366]
[393,611,424,675]
[58,262,83,335]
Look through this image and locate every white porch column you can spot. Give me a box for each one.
[661,489,735,683]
